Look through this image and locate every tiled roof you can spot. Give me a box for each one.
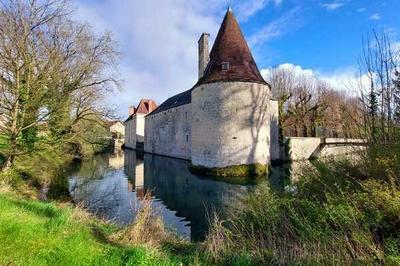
[146,9,268,116]
[125,99,157,121]
[198,9,267,86]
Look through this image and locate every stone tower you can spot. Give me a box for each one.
[191,8,273,168]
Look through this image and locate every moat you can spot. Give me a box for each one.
[66,149,297,241]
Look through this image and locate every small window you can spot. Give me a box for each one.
[221,62,230,71]
[186,134,189,142]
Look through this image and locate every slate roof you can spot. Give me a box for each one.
[197,9,267,86]
[148,88,193,116]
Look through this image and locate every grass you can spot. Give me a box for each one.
[0,192,206,266]
[1,138,399,265]
[203,143,400,264]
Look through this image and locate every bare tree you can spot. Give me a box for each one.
[358,30,400,143]
[269,66,295,140]
[0,0,119,170]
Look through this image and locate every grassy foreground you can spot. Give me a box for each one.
[0,192,204,265]
[1,143,399,265]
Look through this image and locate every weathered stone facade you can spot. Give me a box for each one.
[191,82,271,168]
[143,9,278,169]
[145,104,192,160]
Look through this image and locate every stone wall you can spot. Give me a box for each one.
[144,104,192,160]
[124,116,136,149]
[269,99,280,162]
[191,81,271,168]
[110,122,125,138]
[282,137,366,161]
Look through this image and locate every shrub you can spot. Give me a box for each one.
[205,144,400,264]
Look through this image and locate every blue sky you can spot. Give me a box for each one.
[73,0,400,118]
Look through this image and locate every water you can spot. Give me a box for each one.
[67,150,254,241]
[66,149,302,241]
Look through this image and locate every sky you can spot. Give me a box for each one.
[72,0,400,118]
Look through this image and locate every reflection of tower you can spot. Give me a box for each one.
[134,158,146,199]
[123,149,146,198]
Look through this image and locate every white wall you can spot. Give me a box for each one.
[136,114,145,142]
[191,82,271,168]
[144,104,192,160]
[110,122,125,137]
[283,137,366,161]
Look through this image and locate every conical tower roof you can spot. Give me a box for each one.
[198,8,267,86]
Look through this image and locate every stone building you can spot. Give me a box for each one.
[108,121,125,139]
[145,8,280,168]
[124,99,157,150]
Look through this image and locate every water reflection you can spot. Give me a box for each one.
[67,149,306,241]
[68,149,250,241]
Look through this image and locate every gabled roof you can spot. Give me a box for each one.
[125,99,157,122]
[197,9,267,86]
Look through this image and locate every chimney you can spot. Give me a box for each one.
[198,33,210,79]
[128,106,136,115]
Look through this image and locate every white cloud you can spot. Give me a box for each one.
[322,2,345,11]
[248,7,302,48]
[72,0,291,118]
[261,63,366,95]
[370,13,381,20]
[357,7,366,12]
[73,0,224,118]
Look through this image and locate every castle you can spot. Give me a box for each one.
[143,8,280,169]
[124,8,366,172]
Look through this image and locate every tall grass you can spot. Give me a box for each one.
[112,192,169,247]
[205,144,400,264]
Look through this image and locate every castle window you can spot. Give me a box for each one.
[221,62,230,71]
[186,134,189,142]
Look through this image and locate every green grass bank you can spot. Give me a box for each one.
[0,192,205,265]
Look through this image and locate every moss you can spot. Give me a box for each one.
[189,163,267,185]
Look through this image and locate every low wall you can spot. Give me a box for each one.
[282,137,366,161]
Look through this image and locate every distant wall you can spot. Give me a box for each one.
[124,116,136,149]
[124,114,146,150]
[110,122,125,137]
[282,137,366,161]
[144,104,192,160]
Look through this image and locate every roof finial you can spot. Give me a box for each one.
[227,5,232,12]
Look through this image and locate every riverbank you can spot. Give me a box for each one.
[0,143,399,265]
[0,189,205,265]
